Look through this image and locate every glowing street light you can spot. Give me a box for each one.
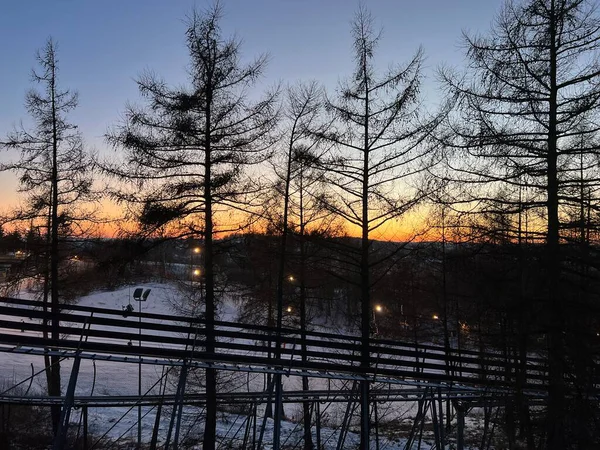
[193,269,201,276]
[372,304,383,336]
[432,314,439,320]
[288,275,295,282]
[194,247,201,254]
[286,306,292,313]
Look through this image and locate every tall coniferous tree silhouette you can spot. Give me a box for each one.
[2,38,95,435]
[314,7,437,448]
[105,3,278,448]
[438,0,600,447]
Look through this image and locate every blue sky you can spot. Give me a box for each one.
[0,0,503,197]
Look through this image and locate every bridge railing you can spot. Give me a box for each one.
[0,296,552,390]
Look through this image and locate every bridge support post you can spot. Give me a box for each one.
[437,387,445,447]
[173,362,189,449]
[431,389,441,450]
[258,373,276,449]
[242,402,253,449]
[373,399,380,450]
[360,380,370,450]
[53,353,82,450]
[83,406,88,450]
[456,401,465,450]
[315,401,321,450]
[273,372,283,450]
[252,401,258,450]
[164,361,188,450]
[149,401,162,450]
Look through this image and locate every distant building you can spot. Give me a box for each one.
[0,254,25,282]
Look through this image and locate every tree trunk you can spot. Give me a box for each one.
[360,55,371,449]
[203,96,217,450]
[299,173,313,450]
[546,4,565,448]
[49,53,61,436]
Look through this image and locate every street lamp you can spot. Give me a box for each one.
[373,304,383,335]
[133,287,151,449]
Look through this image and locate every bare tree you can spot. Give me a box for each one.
[314,7,437,448]
[438,0,600,447]
[1,38,95,434]
[105,3,278,448]
[270,81,331,449]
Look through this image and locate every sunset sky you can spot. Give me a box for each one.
[0,0,503,237]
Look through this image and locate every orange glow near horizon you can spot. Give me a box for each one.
[0,182,443,243]
[0,208,433,243]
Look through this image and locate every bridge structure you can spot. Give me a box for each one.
[0,296,556,449]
